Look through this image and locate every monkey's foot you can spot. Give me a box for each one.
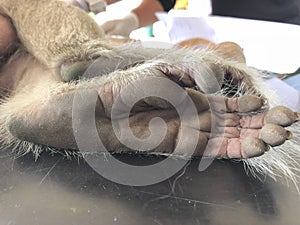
[5,80,299,160]
[119,90,299,159]
[203,103,298,159]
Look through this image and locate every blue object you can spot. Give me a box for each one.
[283,73,300,92]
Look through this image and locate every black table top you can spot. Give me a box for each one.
[0,151,299,225]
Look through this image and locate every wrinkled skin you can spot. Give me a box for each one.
[0,0,299,159]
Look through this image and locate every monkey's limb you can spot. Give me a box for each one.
[0,0,252,89]
[0,0,162,84]
[2,60,297,159]
[0,0,260,96]
[0,0,110,68]
[0,0,189,84]
[60,40,267,101]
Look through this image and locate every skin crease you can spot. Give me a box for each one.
[0,0,299,160]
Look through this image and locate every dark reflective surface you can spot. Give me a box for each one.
[0,151,299,225]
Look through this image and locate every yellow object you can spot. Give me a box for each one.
[88,12,96,18]
[70,208,77,213]
[174,0,188,9]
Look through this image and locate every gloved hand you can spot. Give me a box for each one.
[101,12,139,37]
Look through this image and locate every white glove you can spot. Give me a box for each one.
[101,12,139,37]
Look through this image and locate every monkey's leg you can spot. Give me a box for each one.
[0,52,64,149]
[4,63,298,159]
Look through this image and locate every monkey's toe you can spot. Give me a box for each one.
[260,124,293,147]
[265,106,300,127]
[241,137,269,158]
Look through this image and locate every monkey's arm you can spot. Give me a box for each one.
[0,0,252,93]
[0,0,109,67]
[0,0,184,83]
